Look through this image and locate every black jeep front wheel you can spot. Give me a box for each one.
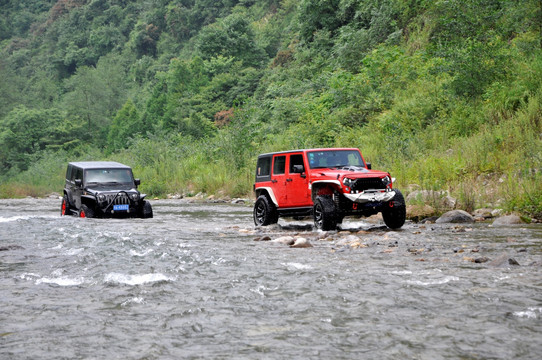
[382,189,406,229]
[313,196,337,231]
[139,200,153,218]
[78,204,95,218]
[254,195,278,226]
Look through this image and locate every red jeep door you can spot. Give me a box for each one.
[271,155,288,207]
[285,153,310,207]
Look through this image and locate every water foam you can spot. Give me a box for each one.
[513,307,542,319]
[407,276,460,286]
[104,272,174,285]
[36,276,85,286]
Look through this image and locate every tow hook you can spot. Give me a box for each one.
[389,201,394,208]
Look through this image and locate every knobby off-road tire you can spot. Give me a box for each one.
[140,200,153,218]
[60,195,71,216]
[78,204,95,218]
[382,189,406,229]
[313,196,338,231]
[253,195,278,226]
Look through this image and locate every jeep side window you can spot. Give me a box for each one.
[273,156,286,175]
[256,156,271,181]
[289,154,304,173]
[73,168,83,182]
[66,165,73,181]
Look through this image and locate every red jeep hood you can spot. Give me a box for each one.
[312,168,390,180]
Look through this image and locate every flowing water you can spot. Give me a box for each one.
[1,198,541,359]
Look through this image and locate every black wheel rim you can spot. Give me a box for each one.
[314,203,323,228]
[255,201,266,225]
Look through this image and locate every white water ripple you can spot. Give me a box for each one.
[104,272,175,286]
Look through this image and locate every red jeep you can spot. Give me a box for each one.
[252,148,406,230]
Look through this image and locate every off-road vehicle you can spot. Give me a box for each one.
[253,148,405,230]
[61,161,153,218]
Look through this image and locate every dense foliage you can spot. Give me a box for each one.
[1,0,541,218]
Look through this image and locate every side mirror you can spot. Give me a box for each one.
[134,179,141,187]
[366,163,371,170]
[292,165,304,173]
[75,179,82,187]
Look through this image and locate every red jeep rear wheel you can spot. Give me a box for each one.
[254,195,278,226]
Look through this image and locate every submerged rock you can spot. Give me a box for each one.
[271,236,295,245]
[0,245,24,251]
[488,253,521,267]
[435,210,475,224]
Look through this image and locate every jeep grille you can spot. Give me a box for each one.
[350,178,386,192]
[106,194,130,205]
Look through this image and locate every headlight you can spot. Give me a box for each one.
[342,178,352,187]
[130,193,140,201]
[97,194,106,202]
[382,176,392,187]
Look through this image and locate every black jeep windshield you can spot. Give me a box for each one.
[84,169,134,186]
[307,150,364,169]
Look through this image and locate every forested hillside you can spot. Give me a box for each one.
[1,0,541,218]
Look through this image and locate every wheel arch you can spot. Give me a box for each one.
[310,180,341,202]
[81,195,97,208]
[254,187,278,207]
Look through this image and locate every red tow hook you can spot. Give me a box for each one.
[389,201,394,208]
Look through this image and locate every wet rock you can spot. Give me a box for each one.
[335,235,360,246]
[406,204,436,222]
[491,208,505,217]
[0,245,24,251]
[406,190,456,209]
[435,210,475,224]
[492,215,525,226]
[271,236,295,245]
[473,208,493,219]
[420,216,439,224]
[231,198,249,204]
[290,237,313,248]
[254,236,271,241]
[488,253,521,267]
[508,258,520,266]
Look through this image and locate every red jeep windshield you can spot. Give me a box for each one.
[307,150,364,169]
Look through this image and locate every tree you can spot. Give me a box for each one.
[107,100,143,152]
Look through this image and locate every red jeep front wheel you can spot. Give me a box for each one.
[382,189,406,229]
[313,196,338,231]
[78,204,95,218]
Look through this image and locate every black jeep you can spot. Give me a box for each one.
[61,161,153,218]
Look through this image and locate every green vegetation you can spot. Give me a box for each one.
[1,0,541,219]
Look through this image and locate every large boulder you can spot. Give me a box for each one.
[407,204,436,222]
[492,215,525,226]
[406,190,456,209]
[435,210,475,224]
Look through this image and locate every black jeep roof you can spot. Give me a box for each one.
[69,161,132,170]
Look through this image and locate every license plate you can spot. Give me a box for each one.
[113,204,129,211]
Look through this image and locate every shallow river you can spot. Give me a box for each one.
[1,198,541,359]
